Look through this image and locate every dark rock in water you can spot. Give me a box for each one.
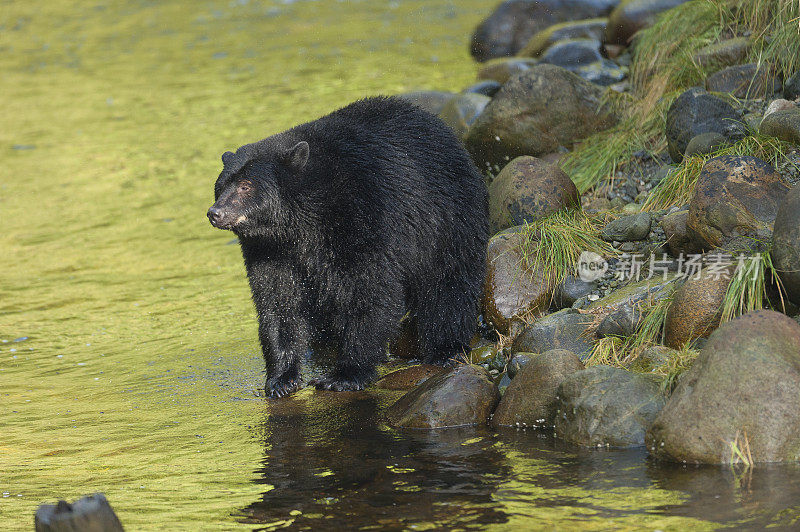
[465,65,617,172]
[507,352,534,378]
[647,310,800,463]
[760,108,800,145]
[512,309,597,359]
[555,365,665,447]
[539,39,603,69]
[629,345,675,372]
[438,93,491,139]
[665,87,744,163]
[483,229,551,334]
[692,37,750,70]
[684,132,727,158]
[387,365,500,428]
[604,0,689,46]
[664,260,734,348]
[660,209,700,255]
[705,63,782,100]
[492,349,585,427]
[601,213,651,241]
[35,493,124,532]
[554,275,597,309]
[488,156,580,232]
[518,18,608,58]
[469,343,499,365]
[470,0,619,62]
[687,155,789,250]
[772,185,800,305]
[463,80,503,97]
[784,70,800,101]
[476,58,538,84]
[397,91,457,115]
[375,365,447,391]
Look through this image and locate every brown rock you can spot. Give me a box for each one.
[375,365,447,390]
[483,229,552,334]
[387,365,500,429]
[660,209,700,255]
[664,259,734,348]
[477,58,538,84]
[604,0,689,45]
[492,349,584,428]
[488,156,580,232]
[687,155,790,250]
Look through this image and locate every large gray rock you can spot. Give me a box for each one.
[438,93,491,139]
[647,310,800,463]
[601,213,651,241]
[488,156,580,232]
[518,18,608,58]
[465,65,617,173]
[665,87,744,163]
[604,0,689,45]
[554,365,665,447]
[705,63,782,100]
[512,309,597,358]
[470,0,618,62]
[772,185,800,305]
[760,108,800,145]
[387,365,500,429]
[492,349,585,428]
[687,155,790,250]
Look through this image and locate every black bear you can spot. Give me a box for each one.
[207,96,489,397]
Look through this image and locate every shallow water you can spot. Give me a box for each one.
[2,0,800,530]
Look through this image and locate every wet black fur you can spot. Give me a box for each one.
[210,96,489,397]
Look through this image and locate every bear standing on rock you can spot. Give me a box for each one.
[207,96,489,397]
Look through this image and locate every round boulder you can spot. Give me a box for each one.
[772,185,800,304]
[601,212,652,241]
[647,310,800,463]
[760,108,800,145]
[488,156,580,232]
[511,309,597,359]
[387,365,500,429]
[687,155,790,250]
[492,349,585,428]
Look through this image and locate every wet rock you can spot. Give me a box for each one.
[469,343,499,365]
[512,309,597,358]
[488,156,580,232]
[601,213,651,241]
[684,132,727,158]
[483,229,551,334]
[664,261,734,348]
[660,209,700,255]
[470,0,619,62]
[518,18,608,58]
[604,0,689,46]
[438,93,491,139]
[772,185,800,304]
[760,108,800,145]
[629,345,676,372]
[574,60,627,86]
[647,310,800,463]
[539,39,603,69]
[398,91,457,115]
[705,63,782,100]
[492,349,585,427]
[35,494,124,532]
[375,365,446,391]
[476,58,538,84]
[463,80,503,98]
[554,275,597,308]
[465,65,617,172]
[507,352,534,378]
[692,37,750,70]
[555,365,665,447]
[665,87,744,163]
[387,365,500,429]
[687,155,789,249]
[784,70,800,101]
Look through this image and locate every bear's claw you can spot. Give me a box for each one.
[266,378,300,398]
[310,376,366,392]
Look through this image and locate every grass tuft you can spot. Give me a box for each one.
[721,250,786,322]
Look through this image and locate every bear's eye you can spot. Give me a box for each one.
[237,181,253,193]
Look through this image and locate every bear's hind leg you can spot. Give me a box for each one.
[416,276,479,366]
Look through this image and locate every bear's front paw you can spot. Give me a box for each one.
[266,377,301,398]
[310,375,367,392]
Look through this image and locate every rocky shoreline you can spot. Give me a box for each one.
[388,0,800,466]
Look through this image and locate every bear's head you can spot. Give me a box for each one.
[207,140,309,237]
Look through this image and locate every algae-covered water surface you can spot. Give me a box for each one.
[3,1,800,530]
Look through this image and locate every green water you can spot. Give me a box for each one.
[3,1,800,530]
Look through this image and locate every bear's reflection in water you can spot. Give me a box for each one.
[237,383,800,530]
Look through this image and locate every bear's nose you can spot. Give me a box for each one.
[207,206,223,225]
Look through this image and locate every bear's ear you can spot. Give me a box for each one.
[221,151,236,166]
[284,141,309,171]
